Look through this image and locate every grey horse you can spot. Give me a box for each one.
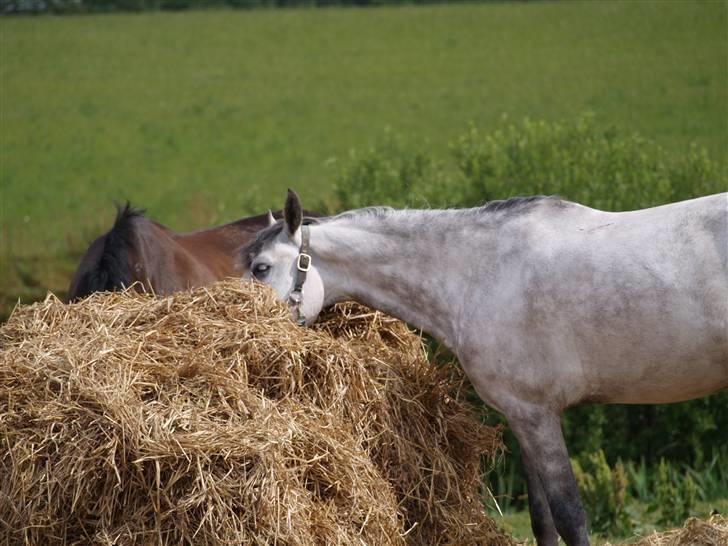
[240,190,728,546]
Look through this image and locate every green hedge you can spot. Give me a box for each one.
[322,114,728,521]
[327,114,723,212]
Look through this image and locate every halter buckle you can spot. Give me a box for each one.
[297,253,311,272]
[289,225,311,328]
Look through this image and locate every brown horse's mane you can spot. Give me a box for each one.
[66,203,142,302]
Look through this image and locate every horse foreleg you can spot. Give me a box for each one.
[509,409,589,546]
[521,450,559,546]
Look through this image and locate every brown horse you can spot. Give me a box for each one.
[67,204,316,302]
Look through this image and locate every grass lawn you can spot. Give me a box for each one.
[493,498,728,545]
[1,0,726,312]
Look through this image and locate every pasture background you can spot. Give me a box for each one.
[1,0,727,541]
[1,0,726,316]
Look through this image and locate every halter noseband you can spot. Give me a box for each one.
[288,225,311,326]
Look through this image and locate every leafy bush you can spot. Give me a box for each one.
[684,448,728,502]
[327,129,456,211]
[652,459,697,527]
[625,452,726,527]
[452,116,690,210]
[571,452,706,536]
[329,114,726,213]
[562,396,728,476]
[572,450,632,537]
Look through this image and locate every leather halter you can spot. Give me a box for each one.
[288,225,311,326]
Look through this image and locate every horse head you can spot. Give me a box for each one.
[242,189,325,326]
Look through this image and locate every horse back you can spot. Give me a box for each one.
[540,194,727,403]
[463,194,728,410]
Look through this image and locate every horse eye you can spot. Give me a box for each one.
[252,263,271,279]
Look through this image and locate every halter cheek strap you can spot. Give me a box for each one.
[288,225,311,326]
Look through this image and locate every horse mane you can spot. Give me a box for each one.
[479,195,552,213]
[332,206,396,222]
[329,196,555,224]
[66,203,143,302]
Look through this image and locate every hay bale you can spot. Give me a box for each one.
[0,280,512,545]
[612,515,728,546]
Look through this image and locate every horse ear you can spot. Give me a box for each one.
[267,209,276,227]
[284,189,303,237]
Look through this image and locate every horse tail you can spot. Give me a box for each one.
[66,203,143,302]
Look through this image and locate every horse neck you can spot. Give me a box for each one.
[311,211,467,348]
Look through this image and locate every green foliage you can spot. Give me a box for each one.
[652,459,697,527]
[625,449,728,512]
[625,459,650,507]
[684,449,728,502]
[562,396,728,475]
[328,130,456,211]
[572,450,632,537]
[327,114,727,213]
[451,115,723,210]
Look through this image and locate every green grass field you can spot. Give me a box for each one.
[1,1,726,310]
